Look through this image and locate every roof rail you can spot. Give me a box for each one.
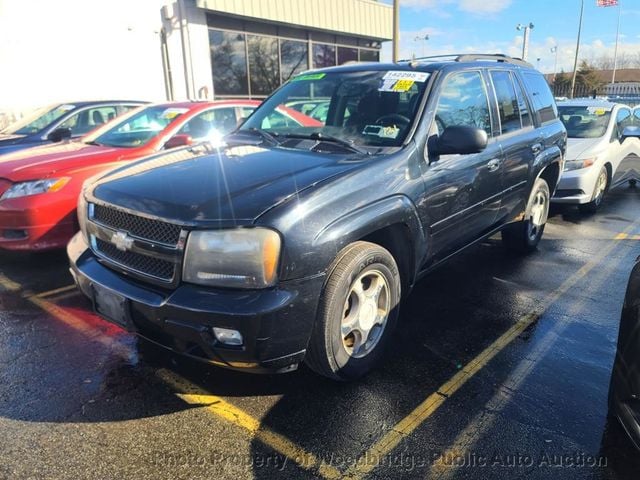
[400,53,533,68]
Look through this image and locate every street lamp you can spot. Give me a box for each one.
[414,34,430,57]
[516,22,534,61]
[550,46,559,81]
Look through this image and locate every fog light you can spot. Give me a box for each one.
[213,327,243,346]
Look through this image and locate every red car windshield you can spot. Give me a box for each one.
[85,105,188,148]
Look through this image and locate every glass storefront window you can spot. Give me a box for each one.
[248,35,280,96]
[312,43,336,69]
[359,49,380,62]
[210,30,249,95]
[337,47,358,65]
[281,40,309,82]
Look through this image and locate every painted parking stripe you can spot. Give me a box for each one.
[158,370,342,480]
[430,239,628,478]
[0,276,340,480]
[342,219,640,480]
[614,233,640,240]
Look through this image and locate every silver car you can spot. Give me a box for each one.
[552,100,639,213]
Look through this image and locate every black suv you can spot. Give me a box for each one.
[68,54,566,380]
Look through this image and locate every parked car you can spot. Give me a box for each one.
[609,256,640,450]
[0,100,317,251]
[68,54,565,380]
[0,101,146,155]
[552,100,637,213]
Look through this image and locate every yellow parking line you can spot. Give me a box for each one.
[343,219,640,480]
[430,241,625,479]
[615,233,628,240]
[0,273,21,292]
[159,370,342,480]
[32,284,78,299]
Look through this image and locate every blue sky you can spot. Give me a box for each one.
[380,0,640,73]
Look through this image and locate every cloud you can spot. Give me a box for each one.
[400,0,511,15]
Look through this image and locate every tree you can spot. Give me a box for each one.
[575,61,602,91]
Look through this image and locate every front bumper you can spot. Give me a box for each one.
[552,165,600,204]
[67,232,324,373]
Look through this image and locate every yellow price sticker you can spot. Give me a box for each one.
[392,79,415,92]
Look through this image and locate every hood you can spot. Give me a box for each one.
[91,145,366,223]
[565,137,606,161]
[0,141,129,181]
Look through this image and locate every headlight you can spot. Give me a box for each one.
[77,193,89,243]
[183,228,281,288]
[0,178,70,200]
[563,158,596,172]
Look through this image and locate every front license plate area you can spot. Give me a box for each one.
[93,283,134,331]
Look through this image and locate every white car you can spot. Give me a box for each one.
[552,100,637,213]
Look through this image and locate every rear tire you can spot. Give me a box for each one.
[305,241,401,381]
[578,166,608,214]
[502,177,550,253]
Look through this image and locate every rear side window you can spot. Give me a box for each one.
[521,72,558,124]
[490,71,521,135]
[435,71,492,135]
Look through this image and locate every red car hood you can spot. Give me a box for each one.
[0,141,138,182]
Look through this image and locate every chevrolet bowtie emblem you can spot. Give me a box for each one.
[111,231,134,252]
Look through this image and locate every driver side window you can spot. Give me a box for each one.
[434,71,492,136]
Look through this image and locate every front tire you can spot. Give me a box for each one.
[305,241,401,381]
[578,166,608,214]
[502,177,550,253]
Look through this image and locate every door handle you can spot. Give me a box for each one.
[531,143,543,154]
[486,159,501,172]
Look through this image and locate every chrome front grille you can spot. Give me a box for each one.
[87,203,185,286]
[92,203,182,246]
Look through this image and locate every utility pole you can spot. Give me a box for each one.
[570,0,585,99]
[392,0,400,62]
[516,23,534,61]
[611,1,622,84]
[551,46,559,82]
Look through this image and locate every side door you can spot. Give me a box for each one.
[611,106,634,187]
[422,70,504,259]
[489,70,538,223]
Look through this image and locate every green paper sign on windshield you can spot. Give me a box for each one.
[291,73,326,82]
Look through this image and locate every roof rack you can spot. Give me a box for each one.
[400,53,533,68]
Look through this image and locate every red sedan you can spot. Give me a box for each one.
[0,100,319,251]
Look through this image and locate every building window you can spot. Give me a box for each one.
[210,30,248,95]
[359,49,380,62]
[248,35,280,96]
[281,40,308,82]
[313,43,336,69]
[338,47,358,65]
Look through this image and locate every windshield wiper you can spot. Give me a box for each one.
[229,128,280,146]
[279,132,369,155]
[84,140,104,146]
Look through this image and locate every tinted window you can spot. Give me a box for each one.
[313,43,336,69]
[247,35,279,96]
[281,40,308,82]
[512,76,532,128]
[435,71,492,135]
[490,71,521,134]
[210,30,248,95]
[359,49,379,62]
[338,47,358,65]
[522,72,557,123]
[179,107,238,139]
[616,108,632,131]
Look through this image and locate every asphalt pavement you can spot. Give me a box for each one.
[1,184,639,480]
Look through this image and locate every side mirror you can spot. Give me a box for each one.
[431,126,488,156]
[48,127,72,142]
[165,133,193,149]
[621,126,640,143]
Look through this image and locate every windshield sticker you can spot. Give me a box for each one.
[379,78,415,92]
[586,106,611,115]
[291,73,326,82]
[363,125,400,139]
[383,71,430,82]
[161,108,189,120]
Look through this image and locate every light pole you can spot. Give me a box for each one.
[516,23,534,61]
[414,34,430,57]
[392,0,400,62]
[550,46,559,82]
[570,0,585,99]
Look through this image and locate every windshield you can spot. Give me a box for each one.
[240,70,430,149]
[2,104,76,135]
[558,106,612,139]
[85,105,187,148]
